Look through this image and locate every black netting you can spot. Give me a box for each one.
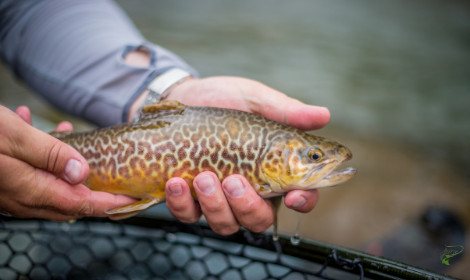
[0,217,448,280]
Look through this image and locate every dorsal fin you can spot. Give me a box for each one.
[142,100,186,114]
[138,100,186,121]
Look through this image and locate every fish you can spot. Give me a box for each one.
[52,100,356,219]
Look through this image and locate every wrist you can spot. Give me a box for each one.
[127,70,193,122]
[128,89,149,122]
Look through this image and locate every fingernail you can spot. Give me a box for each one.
[168,182,183,196]
[195,175,215,195]
[223,178,246,198]
[292,196,307,209]
[64,159,82,184]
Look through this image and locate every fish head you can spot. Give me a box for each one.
[260,134,356,193]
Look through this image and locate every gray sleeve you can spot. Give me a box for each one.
[0,0,197,126]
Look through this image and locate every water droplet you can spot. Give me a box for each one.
[271,196,282,243]
[289,212,302,245]
[290,233,301,245]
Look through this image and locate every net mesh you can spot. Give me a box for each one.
[0,218,367,280]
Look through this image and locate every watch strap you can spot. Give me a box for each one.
[144,68,191,105]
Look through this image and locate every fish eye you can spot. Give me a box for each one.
[307,148,323,162]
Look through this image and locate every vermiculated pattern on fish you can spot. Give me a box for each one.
[53,101,356,218]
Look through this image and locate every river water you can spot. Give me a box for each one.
[1,0,469,277]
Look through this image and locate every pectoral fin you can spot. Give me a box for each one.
[109,211,141,220]
[105,197,160,218]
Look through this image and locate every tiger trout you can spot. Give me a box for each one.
[53,100,356,219]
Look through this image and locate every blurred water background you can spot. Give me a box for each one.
[1,0,469,277]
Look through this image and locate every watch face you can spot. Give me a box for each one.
[145,90,161,105]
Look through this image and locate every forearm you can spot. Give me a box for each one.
[0,0,197,126]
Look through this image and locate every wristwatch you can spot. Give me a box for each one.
[134,68,191,121]
[143,68,192,105]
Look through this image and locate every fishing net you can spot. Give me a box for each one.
[0,214,447,280]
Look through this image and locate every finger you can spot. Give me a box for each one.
[55,184,138,218]
[193,171,239,235]
[0,109,89,185]
[15,106,32,125]
[284,189,319,213]
[55,121,74,132]
[0,198,75,221]
[221,175,274,233]
[35,180,137,218]
[26,209,75,221]
[251,89,330,130]
[165,177,201,223]
[0,154,135,219]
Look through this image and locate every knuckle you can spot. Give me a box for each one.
[64,192,94,217]
[250,218,272,233]
[45,140,63,173]
[232,195,264,218]
[250,225,268,233]
[167,201,201,223]
[76,200,94,217]
[168,202,187,213]
[203,202,225,213]
[214,224,239,236]
[180,215,200,224]
[236,200,258,217]
[22,173,46,208]
[29,187,52,209]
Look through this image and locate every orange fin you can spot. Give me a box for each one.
[105,197,160,217]
[109,211,141,220]
[255,184,276,198]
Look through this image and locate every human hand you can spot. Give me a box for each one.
[0,105,135,220]
[161,76,329,235]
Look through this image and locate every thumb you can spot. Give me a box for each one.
[252,88,331,130]
[1,109,89,185]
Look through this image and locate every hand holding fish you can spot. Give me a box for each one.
[0,77,352,237]
[0,1,356,236]
[131,76,332,235]
[0,105,136,220]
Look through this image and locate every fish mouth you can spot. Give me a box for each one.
[323,166,357,182]
[313,158,357,188]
